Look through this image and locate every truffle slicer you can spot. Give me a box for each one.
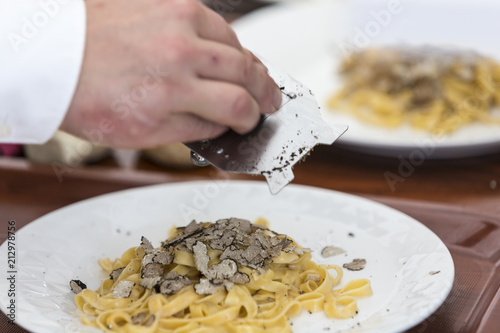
[184,60,348,195]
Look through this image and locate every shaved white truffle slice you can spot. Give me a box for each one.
[208,259,238,280]
[193,241,240,281]
[109,267,125,281]
[142,253,155,266]
[69,279,87,294]
[131,313,156,327]
[209,230,236,250]
[321,245,346,258]
[292,247,312,255]
[142,263,165,278]
[131,313,147,325]
[140,236,154,253]
[140,277,161,289]
[220,246,244,262]
[159,273,192,295]
[112,280,135,298]
[305,274,320,282]
[193,241,210,274]
[163,221,203,248]
[152,250,174,265]
[343,258,367,271]
[140,263,165,289]
[194,278,224,295]
[228,272,250,284]
[184,220,201,234]
[241,241,267,267]
[144,315,155,327]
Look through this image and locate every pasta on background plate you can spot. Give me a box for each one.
[329,45,500,134]
[70,218,372,333]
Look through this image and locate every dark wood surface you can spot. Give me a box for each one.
[1,145,500,333]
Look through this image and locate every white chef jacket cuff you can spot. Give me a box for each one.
[0,0,86,144]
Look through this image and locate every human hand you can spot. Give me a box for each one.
[62,0,281,149]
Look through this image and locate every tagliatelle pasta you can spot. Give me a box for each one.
[328,46,500,134]
[72,218,372,333]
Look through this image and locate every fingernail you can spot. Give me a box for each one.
[272,85,282,111]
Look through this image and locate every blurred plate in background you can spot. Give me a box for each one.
[232,0,500,158]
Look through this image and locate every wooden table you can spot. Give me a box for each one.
[1,145,500,333]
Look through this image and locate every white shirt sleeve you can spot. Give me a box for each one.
[0,0,86,144]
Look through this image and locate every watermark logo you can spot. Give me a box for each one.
[8,0,72,53]
[5,220,17,324]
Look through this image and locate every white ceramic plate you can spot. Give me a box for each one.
[0,181,453,332]
[232,0,500,158]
